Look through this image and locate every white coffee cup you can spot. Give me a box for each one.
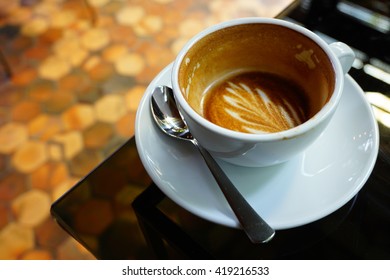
[171,18,355,167]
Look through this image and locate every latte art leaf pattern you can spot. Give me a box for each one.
[203,72,309,134]
[223,82,301,133]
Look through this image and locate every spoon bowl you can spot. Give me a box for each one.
[150,87,192,140]
[150,85,275,243]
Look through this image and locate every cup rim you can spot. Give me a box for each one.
[172,17,344,142]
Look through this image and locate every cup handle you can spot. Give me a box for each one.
[329,42,355,74]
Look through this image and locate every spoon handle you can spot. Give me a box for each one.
[193,139,275,243]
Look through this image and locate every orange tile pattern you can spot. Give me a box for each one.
[0,0,292,259]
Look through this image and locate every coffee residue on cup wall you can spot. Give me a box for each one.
[295,45,319,70]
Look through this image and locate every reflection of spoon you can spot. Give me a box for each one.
[150,85,275,243]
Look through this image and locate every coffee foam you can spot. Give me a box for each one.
[203,71,308,133]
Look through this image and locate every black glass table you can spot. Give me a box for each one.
[51,0,390,259]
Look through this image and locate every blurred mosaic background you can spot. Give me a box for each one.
[0,0,291,259]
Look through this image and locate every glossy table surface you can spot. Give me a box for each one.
[51,0,390,259]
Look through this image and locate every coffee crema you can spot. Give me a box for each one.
[202,71,309,134]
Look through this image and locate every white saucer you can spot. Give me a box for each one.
[135,63,379,230]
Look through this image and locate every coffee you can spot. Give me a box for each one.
[202,71,309,133]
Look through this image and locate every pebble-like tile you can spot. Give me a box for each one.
[179,18,206,37]
[11,141,48,173]
[11,101,41,123]
[134,15,163,36]
[28,114,64,141]
[87,61,114,82]
[94,95,127,123]
[114,52,145,77]
[116,113,136,138]
[43,89,75,114]
[7,6,32,25]
[51,131,84,160]
[0,223,34,259]
[58,71,90,92]
[102,44,128,63]
[81,28,110,51]
[125,85,146,111]
[39,28,63,44]
[38,55,72,81]
[25,42,50,61]
[53,34,88,67]
[50,10,77,28]
[0,172,27,202]
[83,122,114,149]
[62,104,95,130]
[11,67,38,86]
[31,162,69,192]
[27,80,54,102]
[12,190,51,227]
[115,6,145,26]
[108,25,136,45]
[21,17,49,37]
[0,123,28,154]
[35,218,68,249]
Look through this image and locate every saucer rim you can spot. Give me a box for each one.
[135,63,379,230]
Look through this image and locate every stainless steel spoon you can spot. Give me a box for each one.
[150,85,275,243]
